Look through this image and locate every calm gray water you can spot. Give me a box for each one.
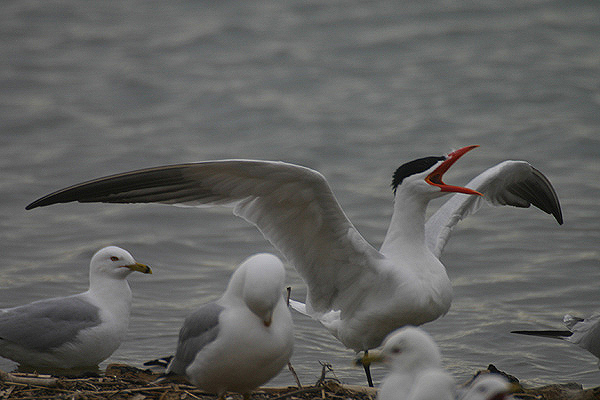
[1,0,599,389]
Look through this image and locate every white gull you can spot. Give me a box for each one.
[0,246,151,370]
[359,326,456,400]
[165,253,293,398]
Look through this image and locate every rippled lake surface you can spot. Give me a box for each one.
[1,0,599,388]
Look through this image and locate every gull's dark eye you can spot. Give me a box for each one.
[390,346,401,354]
[110,256,119,261]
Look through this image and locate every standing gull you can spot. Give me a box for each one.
[358,326,456,400]
[166,253,293,398]
[0,246,151,370]
[25,145,562,384]
[512,312,600,363]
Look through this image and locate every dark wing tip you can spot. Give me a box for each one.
[531,166,563,225]
[511,329,572,338]
[25,164,197,211]
[26,195,59,210]
[26,189,76,210]
[554,209,564,225]
[25,172,134,210]
[25,180,111,210]
[507,165,563,225]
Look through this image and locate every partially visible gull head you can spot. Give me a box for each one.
[377,326,442,372]
[460,374,514,400]
[359,327,455,400]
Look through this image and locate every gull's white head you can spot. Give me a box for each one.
[233,253,286,327]
[378,326,442,373]
[90,246,152,280]
[461,374,513,400]
[391,145,482,200]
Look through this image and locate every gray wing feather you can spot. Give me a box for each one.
[168,302,224,375]
[0,295,101,351]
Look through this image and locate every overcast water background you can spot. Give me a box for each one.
[1,0,600,389]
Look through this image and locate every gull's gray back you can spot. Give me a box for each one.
[0,295,101,352]
[168,302,224,375]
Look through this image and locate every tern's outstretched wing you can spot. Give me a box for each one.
[425,160,562,258]
[27,160,383,314]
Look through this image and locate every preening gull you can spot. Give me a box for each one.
[166,253,293,398]
[25,145,562,384]
[512,312,600,362]
[0,246,151,370]
[358,326,456,400]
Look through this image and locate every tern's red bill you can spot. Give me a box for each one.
[425,145,483,195]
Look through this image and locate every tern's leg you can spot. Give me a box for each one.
[363,350,374,387]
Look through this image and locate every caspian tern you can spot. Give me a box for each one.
[0,247,151,370]
[25,145,562,385]
[512,312,600,363]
